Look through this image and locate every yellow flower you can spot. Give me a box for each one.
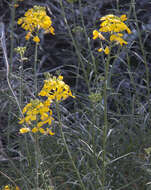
[4,186,10,190]
[40,113,48,121]
[22,103,32,113]
[104,46,110,55]
[110,34,128,46]
[93,30,99,39]
[120,14,127,21]
[30,114,37,121]
[39,90,47,96]
[33,36,40,43]
[98,46,111,54]
[93,30,105,40]
[17,18,23,25]
[37,119,50,128]
[49,27,55,35]
[25,32,31,40]
[32,127,38,133]
[18,118,24,124]
[98,48,103,52]
[58,75,63,80]
[39,128,45,134]
[20,128,30,133]
[46,128,55,135]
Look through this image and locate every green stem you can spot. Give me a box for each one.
[19,60,23,107]
[102,52,111,190]
[34,43,38,93]
[56,102,86,190]
[35,133,40,190]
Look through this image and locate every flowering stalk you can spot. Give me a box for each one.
[92,14,131,188]
[18,75,75,188]
[17,5,55,93]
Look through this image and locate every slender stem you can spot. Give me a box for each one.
[102,52,111,190]
[34,43,38,93]
[19,60,23,107]
[55,102,86,190]
[35,133,40,190]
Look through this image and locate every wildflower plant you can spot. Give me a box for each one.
[93,14,131,54]
[92,14,132,190]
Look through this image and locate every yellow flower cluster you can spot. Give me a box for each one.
[19,75,75,135]
[93,14,131,54]
[2,185,20,190]
[39,75,75,101]
[17,5,55,42]
[100,14,131,34]
[19,99,54,135]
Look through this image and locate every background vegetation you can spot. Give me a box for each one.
[0,0,151,189]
